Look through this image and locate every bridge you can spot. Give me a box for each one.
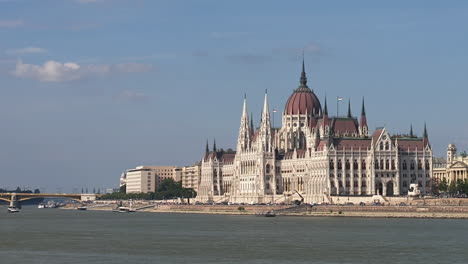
[0,193,101,207]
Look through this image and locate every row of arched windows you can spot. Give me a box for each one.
[330,159,367,170]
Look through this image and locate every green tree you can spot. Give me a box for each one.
[449,181,457,196]
[34,189,40,194]
[439,178,448,192]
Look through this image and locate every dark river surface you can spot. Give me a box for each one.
[1,206,467,264]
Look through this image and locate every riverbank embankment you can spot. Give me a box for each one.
[64,200,468,219]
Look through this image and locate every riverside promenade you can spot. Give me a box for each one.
[66,198,468,219]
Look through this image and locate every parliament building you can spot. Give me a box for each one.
[196,61,433,204]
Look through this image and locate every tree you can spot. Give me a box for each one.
[34,189,40,194]
[439,178,448,193]
[449,181,457,196]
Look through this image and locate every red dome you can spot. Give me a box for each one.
[284,87,322,116]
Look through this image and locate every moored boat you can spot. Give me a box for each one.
[77,206,87,210]
[8,206,20,213]
[113,206,136,213]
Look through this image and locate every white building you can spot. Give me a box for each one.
[197,61,433,204]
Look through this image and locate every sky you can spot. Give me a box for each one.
[1,0,467,192]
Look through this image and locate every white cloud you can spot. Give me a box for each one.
[12,60,151,82]
[0,19,24,28]
[6,47,47,55]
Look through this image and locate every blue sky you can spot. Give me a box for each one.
[1,0,467,192]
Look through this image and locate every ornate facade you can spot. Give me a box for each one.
[433,144,468,185]
[197,62,433,204]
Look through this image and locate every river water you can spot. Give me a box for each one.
[1,206,468,264]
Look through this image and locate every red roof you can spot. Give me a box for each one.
[397,139,425,151]
[372,128,384,143]
[331,118,359,135]
[334,139,371,150]
[284,89,321,116]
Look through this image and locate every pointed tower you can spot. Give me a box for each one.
[321,96,330,138]
[410,124,414,137]
[347,99,352,118]
[213,139,217,153]
[359,97,369,137]
[236,95,252,152]
[250,112,254,136]
[423,122,430,147]
[257,90,273,152]
[204,140,210,160]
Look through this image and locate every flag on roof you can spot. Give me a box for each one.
[337,97,343,101]
[273,109,277,113]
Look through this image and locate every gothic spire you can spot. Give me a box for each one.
[250,112,254,135]
[205,139,209,154]
[323,96,328,116]
[423,122,428,138]
[359,97,368,136]
[263,89,270,115]
[361,97,366,116]
[347,99,352,118]
[213,139,217,152]
[299,57,308,87]
[410,124,414,137]
[423,122,430,147]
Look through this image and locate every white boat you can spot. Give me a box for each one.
[8,206,20,213]
[38,203,46,209]
[77,206,87,211]
[113,206,136,213]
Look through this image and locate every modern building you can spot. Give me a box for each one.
[181,163,201,192]
[125,166,158,193]
[124,165,183,194]
[197,61,433,204]
[433,144,468,185]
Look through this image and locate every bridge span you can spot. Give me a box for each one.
[0,193,102,207]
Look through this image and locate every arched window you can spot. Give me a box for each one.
[380,159,384,170]
[345,159,350,170]
[330,160,334,170]
[375,159,379,169]
[403,160,407,170]
[410,161,415,170]
[380,142,384,150]
[385,142,389,150]
[353,159,358,169]
[385,160,389,170]
[362,160,366,169]
[418,160,422,170]
[391,160,395,170]
[425,161,430,170]
[266,164,271,174]
[362,181,367,187]
[338,159,342,170]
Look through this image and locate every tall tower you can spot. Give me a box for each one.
[237,95,252,152]
[359,97,369,137]
[256,91,273,152]
[447,144,457,164]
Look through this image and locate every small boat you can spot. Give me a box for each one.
[255,210,276,217]
[264,211,276,217]
[77,206,87,211]
[8,206,20,213]
[113,206,136,213]
[38,203,46,209]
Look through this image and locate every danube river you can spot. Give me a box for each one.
[1,206,468,264]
